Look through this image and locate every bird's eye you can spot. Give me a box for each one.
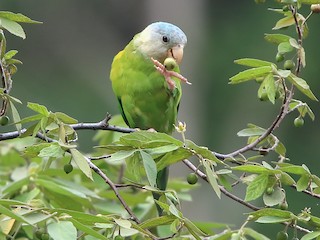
[162,36,169,43]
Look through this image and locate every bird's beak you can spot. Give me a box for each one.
[167,44,184,64]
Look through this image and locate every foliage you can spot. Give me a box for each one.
[1,1,320,239]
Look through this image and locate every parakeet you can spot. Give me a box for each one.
[110,22,188,215]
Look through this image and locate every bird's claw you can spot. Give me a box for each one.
[151,58,191,90]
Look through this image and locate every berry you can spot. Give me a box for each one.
[187,173,198,185]
[0,116,9,126]
[279,201,288,210]
[294,117,304,128]
[41,233,49,240]
[284,60,295,70]
[266,187,274,195]
[114,236,124,240]
[276,231,288,240]
[164,57,177,71]
[63,163,73,174]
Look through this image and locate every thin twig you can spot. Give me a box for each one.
[85,158,140,223]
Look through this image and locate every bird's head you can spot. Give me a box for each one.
[134,22,187,64]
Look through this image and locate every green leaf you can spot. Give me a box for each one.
[168,204,182,219]
[249,208,293,220]
[9,100,21,132]
[69,219,108,240]
[54,112,78,124]
[264,73,276,104]
[233,165,280,174]
[119,131,183,148]
[17,114,42,125]
[0,11,42,23]
[280,172,296,185]
[4,50,18,60]
[237,126,266,137]
[183,218,207,239]
[139,151,157,187]
[38,143,64,158]
[144,144,179,156]
[301,231,320,240]
[273,15,295,30]
[107,149,136,164]
[243,228,270,240]
[70,149,93,180]
[275,141,287,157]
[278,42,294,54]
[114,218,132,229]
[263,186,286,206]
[139,215,176,229]
[234,58,274,68]
[264,33,291,44]
[287,74,318,101]
[203,159,221,198]
[27,102,50,116]
[245,174,269,202]
[255,216,291,223]
[47,221,77,240]
[229,66,272,84]
[276,69,291,78]
[296,174,310,191]
[279,164,309,175]
[0,17,25,39]
[156,147,192,171]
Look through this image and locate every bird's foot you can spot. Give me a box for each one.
[151,57,191,90]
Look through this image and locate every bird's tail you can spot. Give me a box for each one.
[152,167,169,216]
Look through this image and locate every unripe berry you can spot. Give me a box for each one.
[294,117,304,128]
[187,173,198,185]
[64,163,73,174]
[284,60,295,70]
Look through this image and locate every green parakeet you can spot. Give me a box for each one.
[110,22,188,215]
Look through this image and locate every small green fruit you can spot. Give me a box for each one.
[279,201,288,210]
[266,187,274,195]
[187,173,198,185]
[35,229,45,239]
[41,233,49,240]
[294,117,304,127]
[164,57,177,71]
[284,60,295,70]
[276,231,288,240]
[114,236,124,240]
[276,53,284,62]
[0,116,9,126]
[64,163,73,174]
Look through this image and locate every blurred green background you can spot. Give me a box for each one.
[2,0,320,237]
